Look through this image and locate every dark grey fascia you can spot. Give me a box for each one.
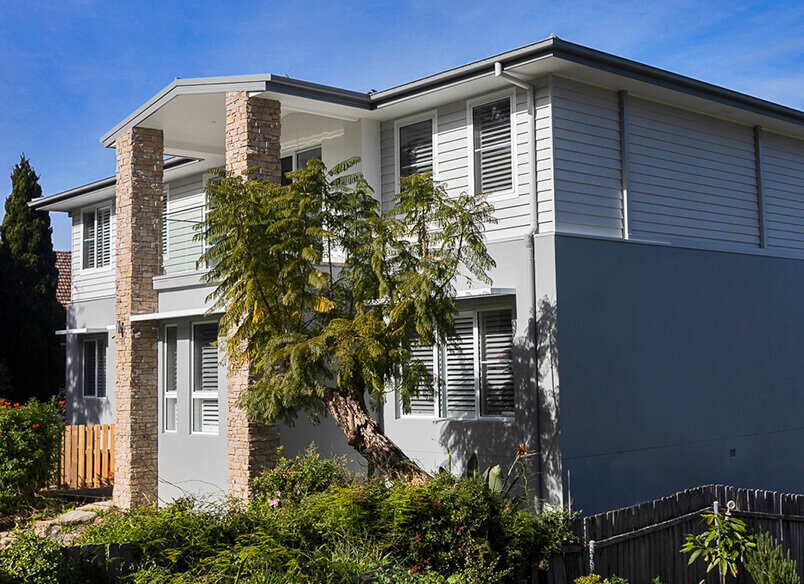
[28,157,199,210]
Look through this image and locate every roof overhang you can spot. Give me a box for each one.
[29,156,214,212]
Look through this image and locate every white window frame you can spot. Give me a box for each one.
[190,320,221,435]
[466,90,518,202]
[400,303,515,421]
[162,324,178,433]
[81,204,113,272]
[82,336,107,399]
[280,145,323,184]
[394,110,438,193]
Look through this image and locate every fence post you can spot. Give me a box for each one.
[588,540,595,574]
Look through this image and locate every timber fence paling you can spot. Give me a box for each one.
[572,484,804,584]
[59,424,115,489]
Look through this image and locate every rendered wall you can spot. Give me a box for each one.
[555,235,804,514]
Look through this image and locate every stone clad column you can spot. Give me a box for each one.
[225,92,282,498]
[113,127,163,509]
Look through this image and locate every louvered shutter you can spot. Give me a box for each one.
[444,314,476,418]
[399,120,433,177]
[83,340,97,397]
[200,400,219,432]
[83,212,96,269]
[407,343,437,416]
[161,188,169,268]
[96,340,107,398]
[479,309,514,417]
[194,324,219,392]
[473,99,513,193]
[165,327,177,392]
[96,207,112,268]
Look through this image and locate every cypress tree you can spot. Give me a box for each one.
[0,155,63,402]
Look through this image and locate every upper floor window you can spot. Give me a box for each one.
[399,119,434,178]
[281,146,322,186]
[403,306,515,419]
[82,337,107,398]
[471,97,514,195]
[82,206,111,270]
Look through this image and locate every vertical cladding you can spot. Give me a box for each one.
[551,77,623,238]
[113,126,163,509]
[224,92,281,499]
[627,96,760,247]
[761,130,804,251]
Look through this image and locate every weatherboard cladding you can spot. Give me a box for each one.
[762,130,804,251]
[71,205,117,301]
[162,174,205,274]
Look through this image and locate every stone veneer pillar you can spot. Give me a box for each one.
[113,127,163,509]
[225,92,282,498]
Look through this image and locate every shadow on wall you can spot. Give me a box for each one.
[438,297,562,505]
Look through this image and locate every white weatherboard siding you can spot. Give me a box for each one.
[535,77,554,233]
[627,96,760,247]
[72,206,117,301]
[163,174,205,274]
[762,131,804,252]
[551,77,623,238]
[381,89,536,240]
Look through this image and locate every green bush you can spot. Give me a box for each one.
[252,446,350,505]
[0,530,78,584]
[76,451,577,583]
[744,531,800,584]
[0,398,63,512]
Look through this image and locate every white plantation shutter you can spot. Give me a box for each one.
[407,343,437,416]
[479,309,514,417]
[161,187,169,266]
[473,99,513,193]
[193,323,219,433]
[165,327,177,393]
[444,314,477,418]
[399,120,433,177]
[82,212,96,269]
[96,207,112,268]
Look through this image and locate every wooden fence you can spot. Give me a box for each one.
[60,424,114,489]
[561,484,804,584]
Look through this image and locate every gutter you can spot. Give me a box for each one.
[494,62,544,506]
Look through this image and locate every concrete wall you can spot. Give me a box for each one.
[555,234,804,514]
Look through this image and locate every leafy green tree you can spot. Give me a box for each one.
[681,507,756,584]
[0,155,63,402]
[200,158,495,479]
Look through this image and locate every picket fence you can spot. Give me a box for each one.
[60,424,114,488]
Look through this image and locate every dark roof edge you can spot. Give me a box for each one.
[29,157,199,210]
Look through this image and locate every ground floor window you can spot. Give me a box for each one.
[403,306,515,419]
[82,337,107,398]
[192,323,220,434]
[163,325,178,432]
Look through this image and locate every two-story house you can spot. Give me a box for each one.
[32,36,804,513]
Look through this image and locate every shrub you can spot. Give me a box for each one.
[0,530,78,584]
[252,446,350,506]
[0,398,63,512]
[744,531,800,584]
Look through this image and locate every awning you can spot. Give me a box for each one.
[130,307,223,323]
[55,326,114,336]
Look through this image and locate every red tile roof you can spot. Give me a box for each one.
[55,251,71,308]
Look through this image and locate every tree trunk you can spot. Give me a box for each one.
[324,386,429,482]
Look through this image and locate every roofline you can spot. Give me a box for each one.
[370,36,804,126]
[98,37,804,152]
[100,75,371,148]
[29,157,200,210]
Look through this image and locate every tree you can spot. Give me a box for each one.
[0,155,63,402]
[200,158,496,479]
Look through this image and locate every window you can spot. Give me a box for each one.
[82,206,111,270]
[399,119,434,177]
[163,326,178,432]
[403,307,515,419]
[471,98,514,195]
[192,323,220,433]
[280,146,322,186]
[82,338,107,398]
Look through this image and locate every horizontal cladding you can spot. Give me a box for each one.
[380,89,536,239]
[535,77,554,233]
[762,131,804,251]
[551,77,623,238]
[628,96,760,247]
[72,205,116,301]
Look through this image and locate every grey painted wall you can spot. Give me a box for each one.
[555,234,804,514]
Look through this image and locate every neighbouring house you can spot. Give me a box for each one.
[29,36,804,514]
[55,251,72,310]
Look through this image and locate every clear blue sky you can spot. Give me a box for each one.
[2,0,804,250]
